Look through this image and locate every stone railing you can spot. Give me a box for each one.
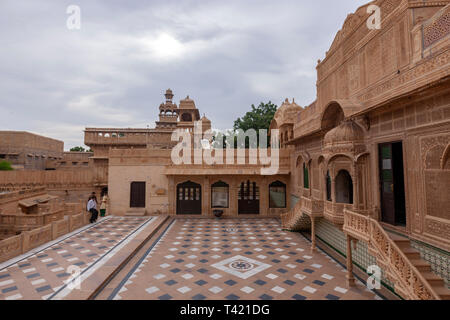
[0,234,22,262]
[64,201,85,216]
[84,129,150,146]
[0,187,46,205]
[280,199,311,231]
[343,209,441,300]
[301,196,324,217]
[0,212,88,264]
[0,210,65,232]
[324,201,353,225]
[0,169,105,190]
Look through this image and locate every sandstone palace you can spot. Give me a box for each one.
[0,0,449,300]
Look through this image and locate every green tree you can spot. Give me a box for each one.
[0,160,13,171]
[70,146,85,152]
[230,101,278,148]
[233,101,277,133]
[70,146,92,152]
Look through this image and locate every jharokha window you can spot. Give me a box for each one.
[326,170,332,201]
[303,163,309,189]
[269,180,286,208]
[211,181,229,208]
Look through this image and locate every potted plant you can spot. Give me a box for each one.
[213,209,224,218]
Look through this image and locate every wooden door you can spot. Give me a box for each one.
[177,181,202,215]
[130,182,146,208]
[238,180,260,214]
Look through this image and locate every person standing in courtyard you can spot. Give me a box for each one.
[100,193,108,217]
[87,195,98,223]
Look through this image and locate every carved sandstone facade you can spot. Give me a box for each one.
[279,0,450,299]
[0,0,448,300]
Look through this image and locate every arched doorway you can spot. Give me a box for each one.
[177,181,202,215]
[238,180,259,214]
[211,181,229,208]
[335,170,353,204]
[325,170,332,201]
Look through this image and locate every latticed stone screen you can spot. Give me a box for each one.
[411,241,450,289]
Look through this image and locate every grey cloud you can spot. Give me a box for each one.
[0,0,369,149]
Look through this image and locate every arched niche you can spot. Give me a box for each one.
[321,102,345,131]
[335,170,353,204]
[425,144,446,169]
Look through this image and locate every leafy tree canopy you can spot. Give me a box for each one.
[70,146,92,152]
[0,160,13,171]
[233,101,277,133]
[220,101,278,148]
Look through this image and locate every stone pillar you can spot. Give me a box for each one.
[51,221,58,240]
[168,176,175,215]
[311,216,316,253]
[346,234,356,287]
[230,178,238,217]
[352,164,358,211]
[260,176,268,216]
[21,231,29,254]
[203,176,209,217]
[331,177,336,204]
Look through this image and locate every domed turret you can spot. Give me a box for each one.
[165,89,174,102]
[156,89,178,129]
[200,114,211,132]
[323,120,365,154]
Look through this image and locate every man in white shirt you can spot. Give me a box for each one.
[87,196,98,223]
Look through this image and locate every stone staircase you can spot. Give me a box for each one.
[125,208,147,216]
[280,199,311,231]
[386,232,450,300]
[344,208,450,300]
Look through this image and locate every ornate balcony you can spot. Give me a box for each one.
[300,196,324,218]
[324,201,353,225]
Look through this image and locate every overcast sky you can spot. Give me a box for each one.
[0,0,369,150]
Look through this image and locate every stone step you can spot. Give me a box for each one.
[400,247,421,260]
[422,271,445,287]
[125,209,147,216]
[410,259,432,272]
[386,231,411,249]
[433,285,450,300]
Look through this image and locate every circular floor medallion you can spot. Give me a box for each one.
[229,260,254,271]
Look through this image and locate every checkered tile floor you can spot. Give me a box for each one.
[109,218,381,300]
[0,216,151,300]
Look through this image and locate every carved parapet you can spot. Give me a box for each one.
[52,217,69,239]
[23,224,52,252]
[0,234,22,263]
[324,201,351,226]
[301,196,324,218]
[69,212,85,231]
[343,209,370,242]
